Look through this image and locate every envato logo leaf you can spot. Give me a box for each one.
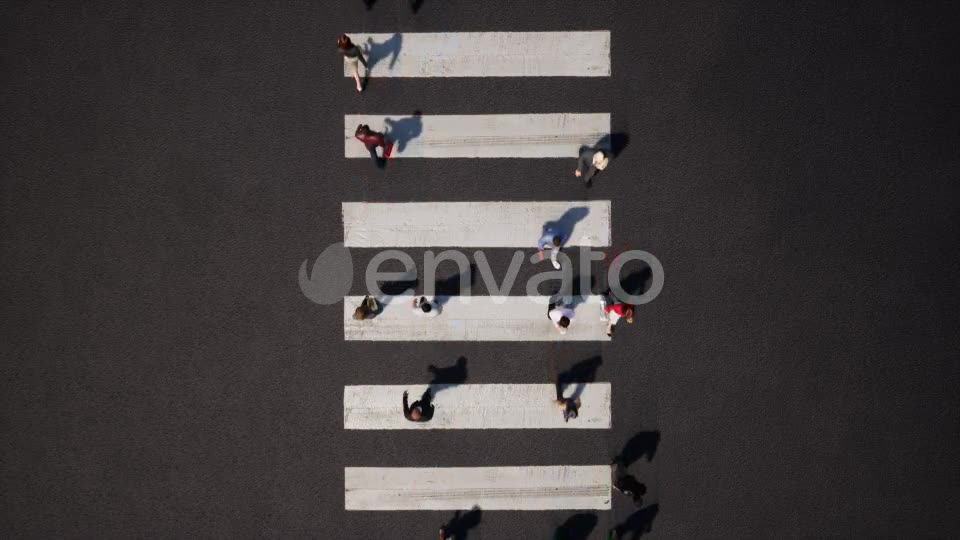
[298,242,353,305]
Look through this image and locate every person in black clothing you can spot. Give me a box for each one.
[403,389,434,422]
[574,147,609,186]
[555,396,581,422]
[611,460,646,507]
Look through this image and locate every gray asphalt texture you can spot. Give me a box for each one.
[2,1,959,538]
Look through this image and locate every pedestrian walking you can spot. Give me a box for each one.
[403,389,434,422]
[355,124,394,168]
[538,228,564,270]
[600,294,634,337]
[555,395,581,422]
[352,295,380,320]
[611,460,646,507]
[413,296,440,317]
[548,298,575,334]
[574,147,609,186]
[337,34,367,92]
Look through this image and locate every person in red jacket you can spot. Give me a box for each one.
[601,297,634,337]
[355,124,394,168]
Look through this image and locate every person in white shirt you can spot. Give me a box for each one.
[547,298,574,334]
[538,231,564,270]
[413,296,440,317]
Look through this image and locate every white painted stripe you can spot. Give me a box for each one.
[344,113,610,158]
[342,201,611,247]
[344,32,610,77]
[344,384,611,430]
[344,296,612,342]
[345,466,612,510]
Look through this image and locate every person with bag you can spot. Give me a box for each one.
[355,124,394,168]
[600,294,634,337]
[574,147,610,186]
[352,296,380,320]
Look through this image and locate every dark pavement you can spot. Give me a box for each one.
[2,1,959,537]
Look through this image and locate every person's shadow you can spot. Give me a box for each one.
[365,33,403,71]
[434,263,476,306]
[612,463,647,507]
[551,272,596,308]
[556,356,603,403]
[428,356,467,394]
[611,504,659,539]
[613,431,661,467]
[606,263,652,302]
[365,0,422,13]
[592,132,630,159]
[376,274,419,306]
[440,506,482,539]
[553,513,597,540]
[541,206,590,247]
[384,111,423,154]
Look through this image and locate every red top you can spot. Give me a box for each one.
[604,303,633,315]
[356,131,387,148]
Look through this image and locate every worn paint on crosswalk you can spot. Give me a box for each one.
[344,296,613,342]
[343,32,610,78]
[345,466,612,510]
[344,383,611,429]
[343,113,610,158]
[342,201,611,247]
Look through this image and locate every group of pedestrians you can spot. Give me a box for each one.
[338,29,646,534]
[337,32,614,185]
[399,372,583,424]
[355,289,633,337]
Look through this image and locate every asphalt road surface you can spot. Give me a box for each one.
[2,1,959,538]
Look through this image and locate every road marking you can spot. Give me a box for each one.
[343,31,610,77]
[342,201,611,247]
[344,113,610,158]
[345,466,612,510]
[344,296,612,342]
[344,383,611,430]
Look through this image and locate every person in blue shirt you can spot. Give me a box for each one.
[538,230,564,270]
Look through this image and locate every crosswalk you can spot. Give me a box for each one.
[344,384,612,429]
[344,295,612,341]
[345,466,612,510]
[335,30,623,524]
[344,113,610,158]
[342,201,611,247]
[343,31,610,77]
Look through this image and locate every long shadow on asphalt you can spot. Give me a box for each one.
[554,513,597,540]
[434,263,477,306]
[556,356,603,402]
[613,432,661,467]
[428,356,467,394]
[440,506,482,540]
[611,504,659,539]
